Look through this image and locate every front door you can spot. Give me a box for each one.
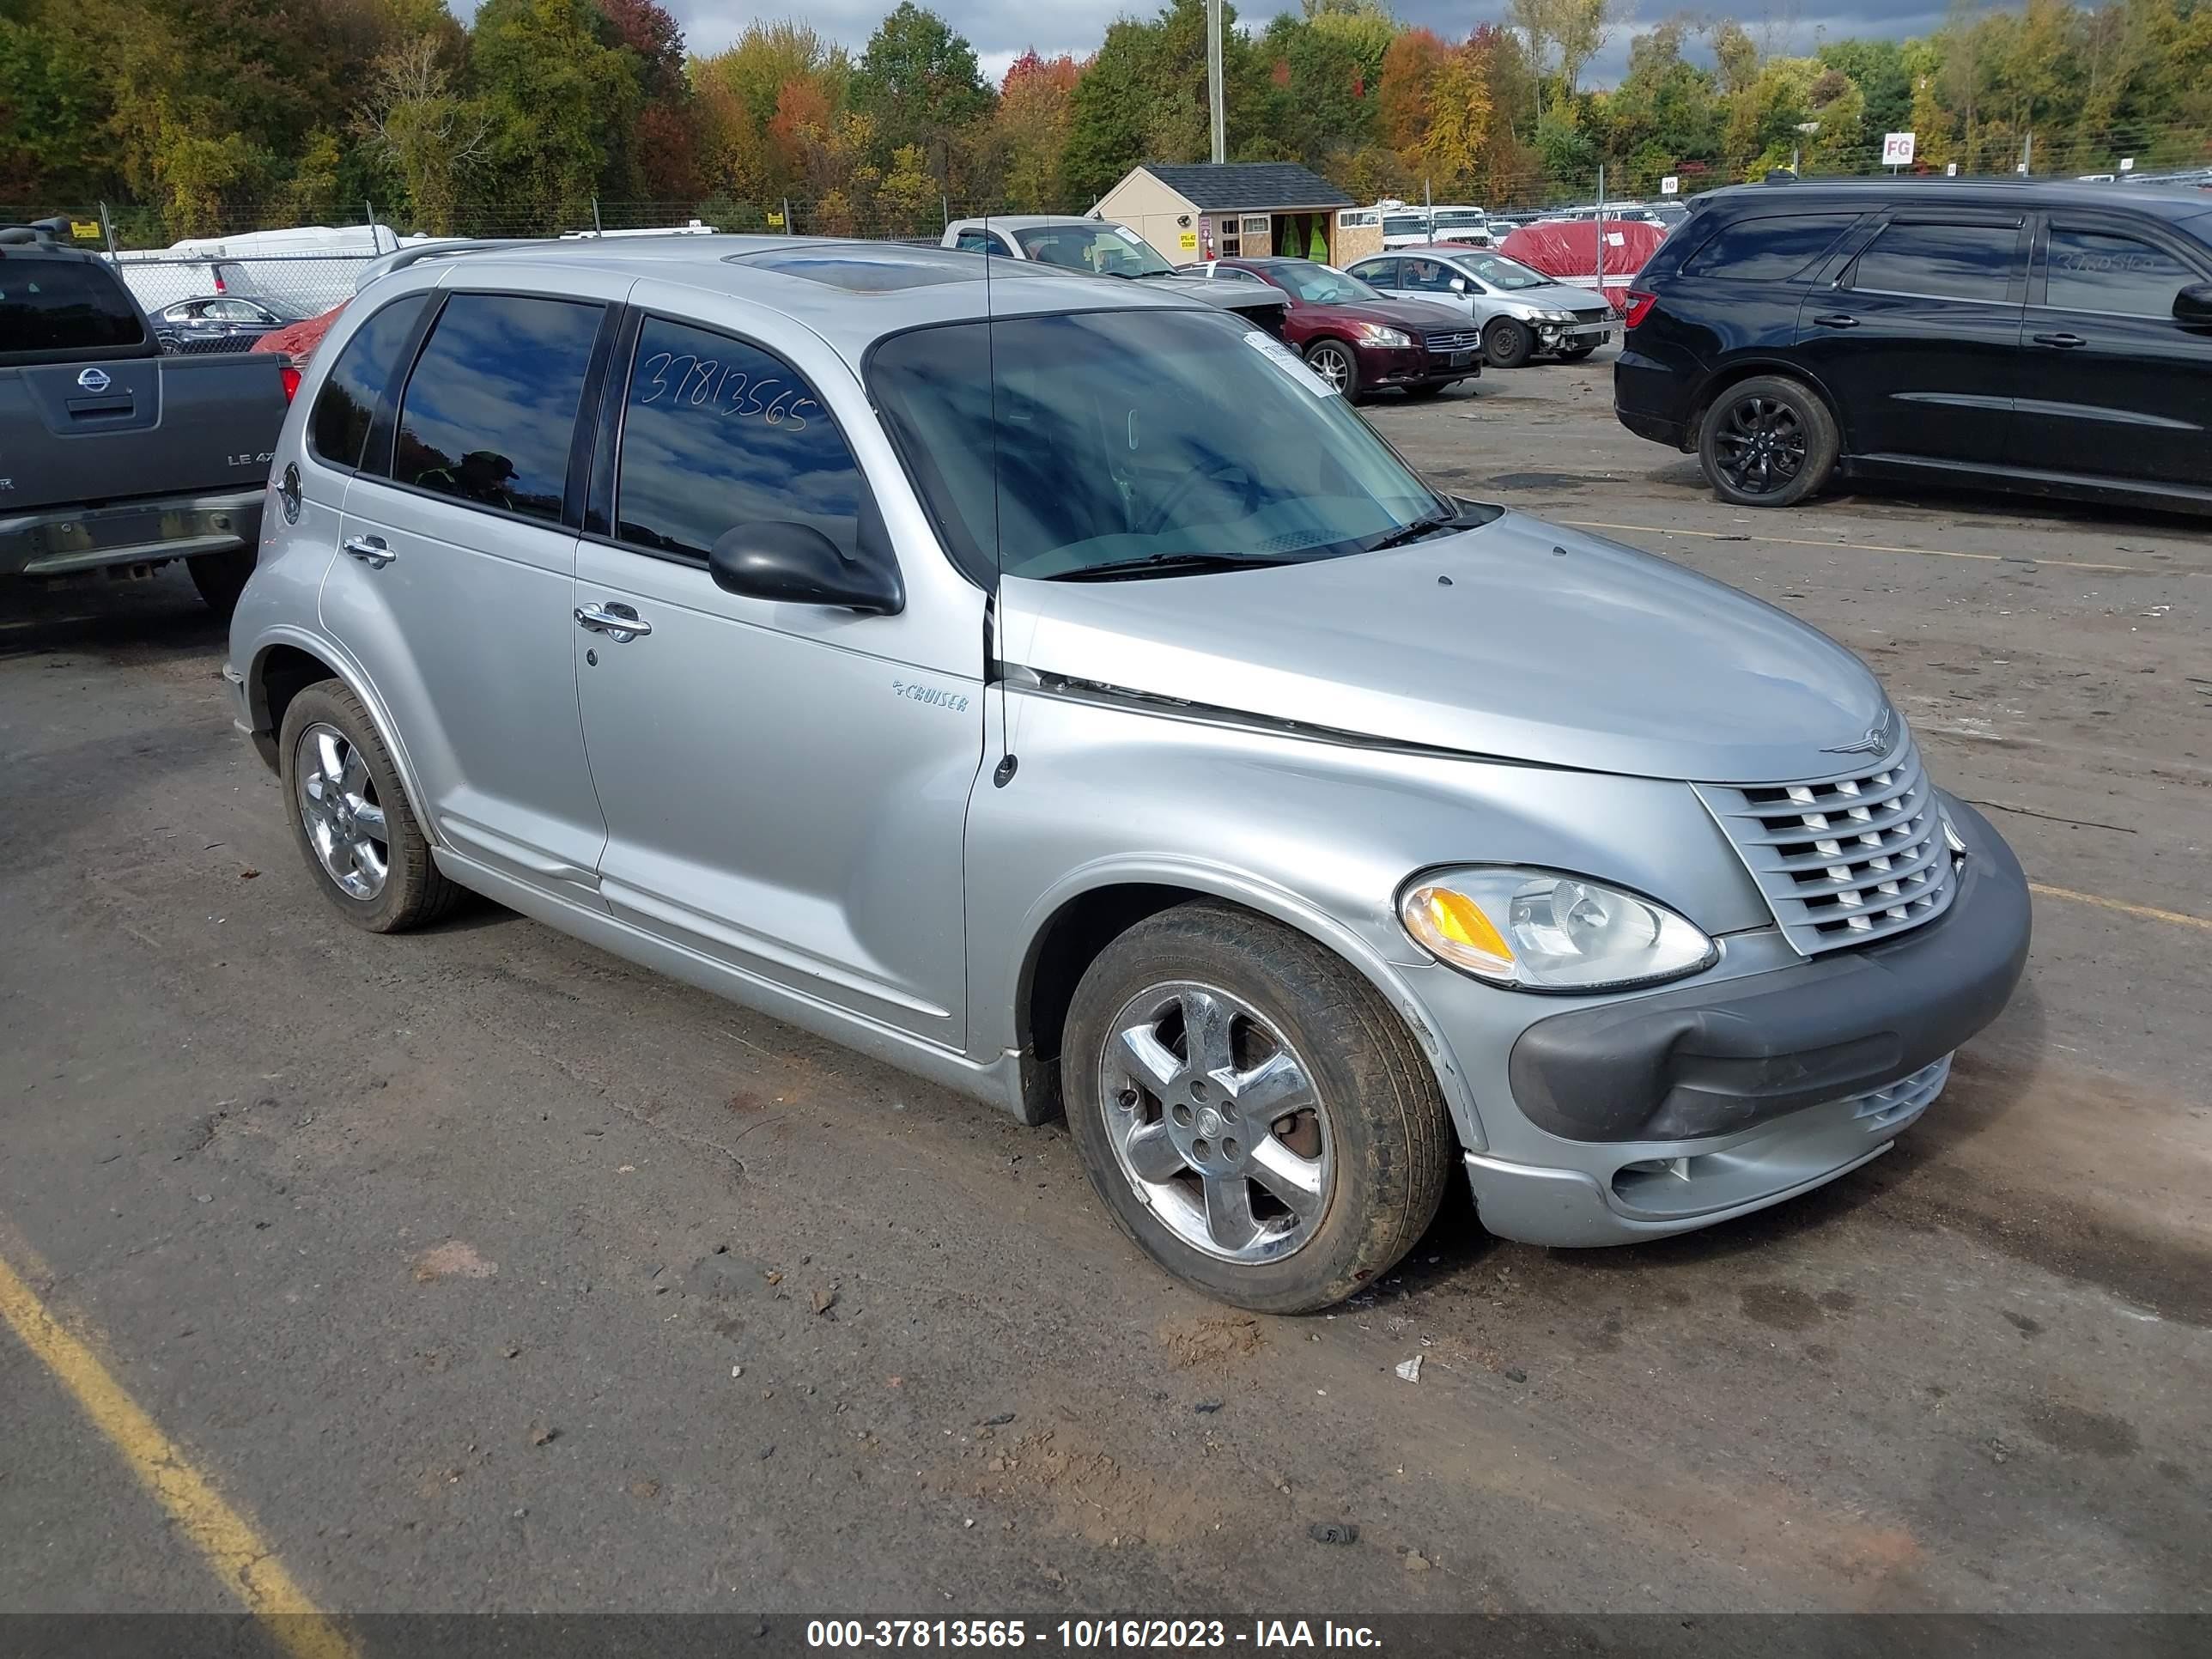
[572,312,982,1048]
[1793,211,2028,466]
[320,286,615,904]
[2008,215,2212,491]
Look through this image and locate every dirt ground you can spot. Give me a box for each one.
[2,356,2206,1626]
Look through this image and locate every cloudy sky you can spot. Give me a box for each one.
[661,1,1960,90]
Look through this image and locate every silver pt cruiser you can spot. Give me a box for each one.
[227,237,2030,1312]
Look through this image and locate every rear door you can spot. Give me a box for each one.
[1795,210,2028,466]
[320,279,618,904]
[2008,214,2212,491]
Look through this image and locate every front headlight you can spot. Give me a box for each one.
[1540,307,1577,323]
[1355,323,1413,347]
[1399,868,1717,993]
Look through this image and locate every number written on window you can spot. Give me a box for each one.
[615,318,866,564]
[2045,227,2197,318]
[633,346,817,429]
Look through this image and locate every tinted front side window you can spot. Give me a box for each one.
[308,294,429,471]
[1682,213,1859,281]
[0,259,144,356]
[615,317,865,562]
[2045,227,2199,317]
[1850,221,2020,302]
[392,294,602,523]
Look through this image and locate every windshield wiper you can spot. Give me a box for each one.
[1364,510,1462,551]
[1047,552,1296,582]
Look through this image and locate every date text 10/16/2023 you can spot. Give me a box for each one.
[805,1620,1385,1650]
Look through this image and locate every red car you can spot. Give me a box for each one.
[1198,256,1480,399]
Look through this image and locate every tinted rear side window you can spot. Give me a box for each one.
[392,294,602,525]
[614,317,866,562]
[1681,214,1859,281]
[2044,226,2201,317]
[1850,221,2021,302]
[308,295,429,471]
[0,258,144,355]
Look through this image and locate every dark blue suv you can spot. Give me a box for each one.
[1613,178,2212,512]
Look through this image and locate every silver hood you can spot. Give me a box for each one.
[1510,280,1611,312]
[1000,514,1891,785]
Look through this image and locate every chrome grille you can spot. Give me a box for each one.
[1571,307,1613,325]
[1693,738,1961,956]
[1423,329,1480,353]
[1848,1054,1952,1131]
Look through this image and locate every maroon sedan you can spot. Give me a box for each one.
[1199,257,1480,399]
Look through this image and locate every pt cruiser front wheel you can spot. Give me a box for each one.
[1063,902,1452,1313]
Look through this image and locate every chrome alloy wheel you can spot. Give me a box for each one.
[294,722,390,901]
[1098,982,1334,1264]
[1306,344,1352,392]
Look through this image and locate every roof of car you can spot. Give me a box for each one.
[1697,176,2212,223]
[366,234,1214,368]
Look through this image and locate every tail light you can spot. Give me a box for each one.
[279,365,301,402]
[1621,289,1658,330]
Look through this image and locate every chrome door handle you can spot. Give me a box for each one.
[2032,331,2086,349]
[342,534,393,568]
[1811,313,1859,329]
[574,602,651,641]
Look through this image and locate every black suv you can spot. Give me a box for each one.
[1613,179,2212,512]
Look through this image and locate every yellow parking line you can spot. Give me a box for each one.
[2029,882,2212,933]
[1559,520,2176,577]
[0,1247,358,1659]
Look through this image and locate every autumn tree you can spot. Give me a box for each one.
[471,0,641,228]
[993,49,1081,210]
[851,2,992,184]
[1418,41,1494,198]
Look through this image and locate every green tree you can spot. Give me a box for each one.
[354,33,491,233]
[471,0,641,229]
[850,2,992,183]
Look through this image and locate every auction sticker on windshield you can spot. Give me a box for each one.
[1243,330,1339,396]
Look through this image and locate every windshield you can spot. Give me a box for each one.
[1457,253,1551,291]
[1264,261,1383,304]
[1432,210,1488,228]
[1016,224,1176,279]
[869,308,1448,582]
[1382,215,1427,238]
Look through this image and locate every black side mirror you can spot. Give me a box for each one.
[2173,283,2212,326]
[708,522,903,615]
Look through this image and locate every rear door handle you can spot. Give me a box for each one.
[341,534,393,568]
[1811,313,1859,329]
[575,602,651,641]
[2032,331,2086,349]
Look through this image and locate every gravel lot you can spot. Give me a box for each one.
[3,356,2207,1625]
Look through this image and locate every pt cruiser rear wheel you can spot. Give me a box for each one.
[278,680,464,933]
[1063,902,1452,1313]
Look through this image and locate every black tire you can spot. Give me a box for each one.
[1482,317,1532,369]
[1304,338,1360,399]
[1062,902,1454,1314]
[276,679,464,933]
[187,545,256,619]
[1557,343,1598,363]
[1697,374,1839,508]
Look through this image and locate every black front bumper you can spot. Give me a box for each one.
[1507,799,2031,1143]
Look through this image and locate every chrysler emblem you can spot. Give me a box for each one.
[76,366,111,392]
[1822,710,1895,757]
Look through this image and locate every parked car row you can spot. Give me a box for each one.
[1613,177,2212,514]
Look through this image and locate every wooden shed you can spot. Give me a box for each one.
[1092,163,1369,268]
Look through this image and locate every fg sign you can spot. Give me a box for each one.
[1881,131,1917,167]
